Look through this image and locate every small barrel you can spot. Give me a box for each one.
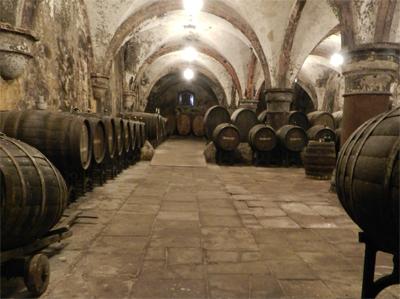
[307,111,335,129]
[212,123,241,151]
[276,125,308,152]
[231,108,259,143]
[1,134,68,251]
[332,111,343,129]
[336,106,399,255]
[302,141,336,180]
[258,110,268,124]
[203,106,231,140]
[165,114,176,135]
[248,124,277,152]
[0,110,92,172]
[192,115,204,137]
[177,113,191,136]
[307,125,336,143]
[122,119,131,153]
[288,111,309,131]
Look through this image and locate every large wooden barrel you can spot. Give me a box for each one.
[177,114,191,136]
[126,112,159,141]
[0,110,92,172]
[334,128,341,154]
[276,125,308,152]
[288,111,309,131]
[258,110,268,124]
[139,122,146,146]
[302,141,336,180]
[89,114,117,160]
[307,111,335,129]
[336,107,399,255]
[231,108,259,143]
[307,125,336,143]
[203,106,231,140]
[115,117,124,157]
[1,134,68,251]
[332,111,343,129]
[129,120,137,151]
[165,114,176,135]
[212,123,240,151]
[122,119,131,153]
[248,124,277,152]
[192,115,204,137]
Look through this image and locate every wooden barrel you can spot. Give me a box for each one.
[302,141,336,180]
[336,106,399,255]
[129,120,137,151]
[248,124,277,152]
[258,110,268,124]
[192,115,204,137]
[1,134,68,251]
[203,105,231,140]
[334,128,341,154]
[159,116,168,138]
[0,110,92,172]
[307,125,336,143]
[127,112,159,141]
[89,114,117,160]
[133,122,142,148]
[231,108,259,143]
[177,113,191,136]
[332,111,343,129]
[165,114,176,135]
[307,111,335,129]
[288,111,309,131]
[115,117,124,157]
[122,119,131,153]
[78,113,107,165]
[139,122,146,146]
[212,123,240,151]
[276,125,308,152]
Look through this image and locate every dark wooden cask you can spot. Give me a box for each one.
[258,110,268,124]
[139,122,146,146]
[79,113,107,164]
[248,124,277,152]
[332,111,343,129]
[307,111,335,129]
[129,120,137,151]
[126,112,160,141]
[307,125,336,143]
[115,117,124,157]
[192,115,204,137]
[0,110,92,172]
[288,111,309,131]
[276,125,307,152]
[336,107,399,255]
[231,108,259,143]
[212,123,240,151]
[87,114,117,160]
[302,141,336,180]
[1,134,68,250]
[203,105,231,140]
[177,114,191,136]
[122,119,131,153]
[165,114,176,135]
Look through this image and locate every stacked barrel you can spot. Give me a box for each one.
[0,110,147,201]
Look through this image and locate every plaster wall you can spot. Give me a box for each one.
[0,0,94,112]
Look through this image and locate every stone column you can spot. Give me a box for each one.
[91,73,109,112]
[238,99,258,112]
[340,43,399,147]
[264,88,293,130]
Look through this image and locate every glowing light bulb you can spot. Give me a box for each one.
[182,47,198,62]
[184,69,194,80]
[331,53,343,66]
[184,0,203,15]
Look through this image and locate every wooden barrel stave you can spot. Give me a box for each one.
[204,106,231,140]
[1,134,68,251]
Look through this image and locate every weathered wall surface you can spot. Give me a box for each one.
[0,0,94,112]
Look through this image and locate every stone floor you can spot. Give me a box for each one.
[1,136,399,299]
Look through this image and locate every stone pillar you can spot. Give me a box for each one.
[341,43,399,148]
[264,88,293,130]
[91,73,109,112]
[238,99,258,112]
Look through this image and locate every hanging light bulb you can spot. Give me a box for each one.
[184,0,203,15]
[184,69,194,80]
[182,47,198,62]
[331,53,343,66]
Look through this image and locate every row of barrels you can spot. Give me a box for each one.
[204,106,340,155]
[164,114,205,137]
[0,110,146,175]
[0,109,148,251]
